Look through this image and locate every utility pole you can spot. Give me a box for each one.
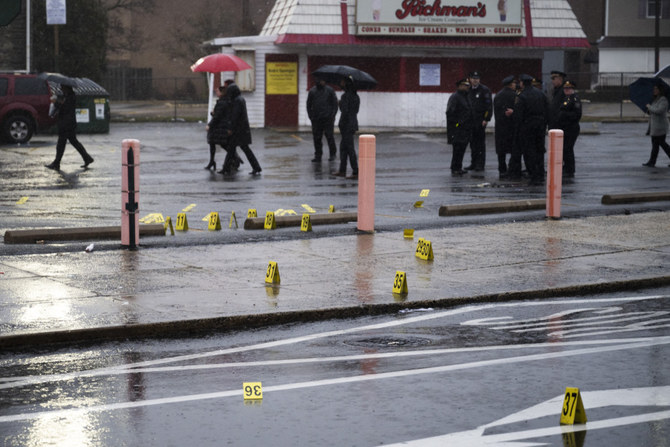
[655,0,660,73]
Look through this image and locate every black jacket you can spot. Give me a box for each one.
[469,84,493,122]
[338,88,359,134]
[55,91,78,133]
[556,93,582,131]
[207,96,231,145]
[514,86,548,133]
[446,90,473,145]
[548,84,566,129]
[493,86,517,154]
[227,84,252,146]
[307,83,338,122]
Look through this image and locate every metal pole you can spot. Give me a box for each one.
[26,0,31,73]
[655,0,661,73]
[174,77,178,121]
[620,72,623,120]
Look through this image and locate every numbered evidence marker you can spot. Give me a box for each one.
[264,211,276,230]
[175,213,189,231]
[420,189,430,197]
[415,238,434,261]
[229,211,238,229]
[403,229,414,239]
[247,208,258,218]
[560,387,587,425]
[413,200,424,208]
[208,212,222,231]
[301,213,312,232]
[243,382,263,400]
[16,196,29,205]
[392,271,408,295]
[328,205,335,213]
[265,261,280,284]
[165,216,175,235]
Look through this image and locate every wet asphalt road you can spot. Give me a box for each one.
[0,291,668,446]
[1,121,669,254]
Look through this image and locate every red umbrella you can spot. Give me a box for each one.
[190,53,252,72]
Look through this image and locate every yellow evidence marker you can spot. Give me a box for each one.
[301,204,316,213]
[247,209,258,218]
[243,382,263,400]
[328,205,335,213]
[403,229,414,239]
[393,271,408,295]
[560,387,587,425]
[415,238,434,261]
[265,261,280,284]
[175,213,189,231]
[16,196,29,205]
[165,216,175,235]
[420,189,430,197]
[208,212,221,230]
[229,211,238,229]
[301,213,312,232]
[264,211,276,230]
[413,200,424,208]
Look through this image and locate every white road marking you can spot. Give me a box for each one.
[0,337,668,424]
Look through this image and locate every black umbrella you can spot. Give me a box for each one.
[312,65,378,90]
[37,72,85,88]
[629,77,670,112]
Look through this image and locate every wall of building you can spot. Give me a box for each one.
[607,0,670,36]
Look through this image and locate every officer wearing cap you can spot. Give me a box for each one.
[493,75,517,178]
[548,70,567,129]
[556,80,582,178]
[466,71,492,172]
[446,78,474,175]
[512,74,548,185]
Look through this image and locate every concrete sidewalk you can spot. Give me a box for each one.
[1,211,669,348]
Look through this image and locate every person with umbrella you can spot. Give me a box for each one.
[306,76,338,163]
[45,84,94,171]
[643,82,670,167]
[206,80,242,172]
[332,76,360,179]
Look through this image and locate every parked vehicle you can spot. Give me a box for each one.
[0,73,54,144]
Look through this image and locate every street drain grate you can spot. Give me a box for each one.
[345,336,433,348]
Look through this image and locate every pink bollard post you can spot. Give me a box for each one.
[357,135,376,233]
[546,129,563,219]
[121,139,141,248]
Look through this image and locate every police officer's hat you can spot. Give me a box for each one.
[456,78,470,87]
[563,80,577,89]
[468,71,481,79]
[550,70,567,79]
[519,74,534,84]
[501,75,515,85]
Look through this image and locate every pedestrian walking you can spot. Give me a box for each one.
[45,85,94,170]
[493,75,517,178]
[643,82,670,167]
[556,80,582,177]
[446,78,474,175]
[332,77,359,179]
[513,74,548,186]
[465,71,492,171]
[222,83,262,176]
[307,77,338,162]
[206,82,242,172]
[548,70,566,130]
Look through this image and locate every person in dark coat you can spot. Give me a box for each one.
[513,74,548,186]
[307,77,338,162]
[206,82,242,172]
[466,71,492,171]
[446,78,474,175]
[556,80,582,177]
[222,83,262,175]
[643,82,670,167]
[548,70,566,130]
[332,77,360,179]
[493,75,517,178]
[45,85,94,170]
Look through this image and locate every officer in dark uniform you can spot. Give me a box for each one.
[556,80,582,178]
[446,78,474,175]
[548,70,566,130]
[493,75,517,178]
[513,74,548,186]
[466,71,492,171]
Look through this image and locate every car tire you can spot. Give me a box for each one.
[3,115,35,144]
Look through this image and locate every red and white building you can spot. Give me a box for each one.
[205,0,589,128]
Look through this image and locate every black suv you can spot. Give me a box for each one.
[0,73,54,144]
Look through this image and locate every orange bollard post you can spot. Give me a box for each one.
[122,139,141,248]
[357,134,376,233]
[546,129,564,219]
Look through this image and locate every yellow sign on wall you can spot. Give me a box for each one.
[266,62,298,95]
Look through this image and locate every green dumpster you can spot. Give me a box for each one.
[50,79,110,134]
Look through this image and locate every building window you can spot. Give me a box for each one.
[647,0,664,18]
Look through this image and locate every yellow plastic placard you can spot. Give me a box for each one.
[413,201,424,208]
[264,211,276,230]
[301,204,316,213]
[141,213,165,224]
[176,213,188,231]
[415,238,434,261]
[328,205,335,213]
[403,229,414,239]
[420,189,430,197]
[560,387,587,425]
[165,216,175,235]
[393,271,408,294]
[301,214,312,232]
[243,382,263,400]
[16,196,29,205]
[208,212,221,231]
[247,209,257,218]
[265,261,280,284]
[182,203,197,212]
[229,211,238,229]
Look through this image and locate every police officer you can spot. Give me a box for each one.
[446,78,474,175]
[493,75,517,178]
[514,74,548,186]
[466,71,492,171]
[556,80,582,178]
[548,70,566,130]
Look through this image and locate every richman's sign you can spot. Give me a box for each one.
[356,0,524,37]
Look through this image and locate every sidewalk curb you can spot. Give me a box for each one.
[2,275,669,350]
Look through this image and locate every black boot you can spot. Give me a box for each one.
[205,161,216,170]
